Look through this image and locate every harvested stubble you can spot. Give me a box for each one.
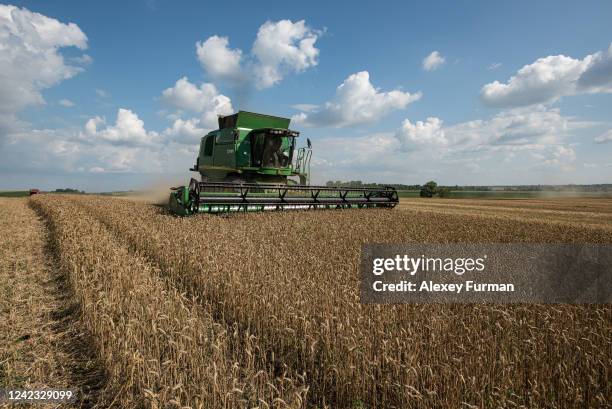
[31,196,308,408]
[401,197,612,214]
[399,197,612,230]
[68,195,612,408]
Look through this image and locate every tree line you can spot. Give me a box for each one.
[326,181,612,193]
[324,180,450,197]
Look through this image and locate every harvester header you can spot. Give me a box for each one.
[168,111,398,214]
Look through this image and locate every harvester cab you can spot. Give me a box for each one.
[169,111,398,215]
[190,111,310,185]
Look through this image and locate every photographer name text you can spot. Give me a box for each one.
[371,255,515,293]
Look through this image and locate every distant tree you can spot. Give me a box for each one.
[55,188,85,194]
[420,181,438,197]
[437,187,451,198]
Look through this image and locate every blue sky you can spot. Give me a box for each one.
[1,1,611,191]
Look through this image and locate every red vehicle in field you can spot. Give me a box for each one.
[29,189,40,196]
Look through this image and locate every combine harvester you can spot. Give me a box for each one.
[169,111,398,214]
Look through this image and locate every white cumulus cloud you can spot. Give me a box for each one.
[542,145,576,166]
[160,77,233,128]
[594,129,612,143]
[445,106,585,148]
[196,35,244,83]
[292,71,421,128]
[252,19,320,89]
[481,43,612,107]
[390,107,588,176]
[82,108,160,147]
[195,19,320,89]
[312,107,589,184]
[0,6,193,179]
[0,116,167,176]
[162,117,206,145]
[396,117,447,149]
[422,51,445,71]
[0,4,88,129]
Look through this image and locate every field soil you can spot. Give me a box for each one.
[1,195,610,408]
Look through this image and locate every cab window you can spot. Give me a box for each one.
[204,134,214,156]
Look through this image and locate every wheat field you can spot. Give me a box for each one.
[1,195,610,408]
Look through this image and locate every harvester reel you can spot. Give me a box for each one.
[170,181,399,214]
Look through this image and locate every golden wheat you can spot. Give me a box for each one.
[30,196,308,408]
[58,194,612,408]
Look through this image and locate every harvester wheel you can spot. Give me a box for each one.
[188,179,200,214]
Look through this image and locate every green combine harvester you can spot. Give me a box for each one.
[168,111,398,214]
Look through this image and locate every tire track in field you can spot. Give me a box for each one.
[0,198,105,408]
